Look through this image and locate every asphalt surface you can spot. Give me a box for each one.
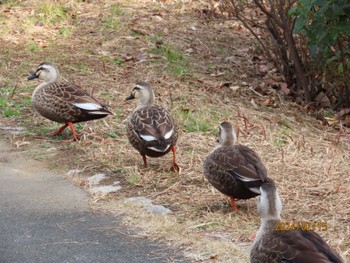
[0,140,184,263]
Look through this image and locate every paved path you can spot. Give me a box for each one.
[0,140,184,263]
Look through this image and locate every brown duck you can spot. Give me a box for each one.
[203,122,269,211]
[250,181,344,263]
[28,62,112,140]
[125,82,179,170]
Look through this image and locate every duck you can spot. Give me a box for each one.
[27,62,112,140]
[203,121,269,211]
[125,82,179,171]
[250,180,344,263]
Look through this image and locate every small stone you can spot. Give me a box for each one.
[124,196,172,215]
[90,185,122,194]
[66,169,81,176]
[46,147,57,152]
[88,173,106,185]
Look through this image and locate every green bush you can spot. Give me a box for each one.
[220,0,350,108]
[290,0,350,106]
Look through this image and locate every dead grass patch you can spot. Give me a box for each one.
[1,0,349,262]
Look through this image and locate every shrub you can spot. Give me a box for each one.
[219,0,350,108]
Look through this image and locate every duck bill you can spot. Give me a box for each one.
[27,73,38,80]
[125,94,135,100]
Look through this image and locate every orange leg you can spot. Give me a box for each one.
[141,154,147,168]
[67,122,79,141]
[171,146,177,164]
[230,196,238,212]
[47,123,69,136]
[171,146,180,172]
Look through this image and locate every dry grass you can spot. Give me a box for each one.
[1,0,349,262]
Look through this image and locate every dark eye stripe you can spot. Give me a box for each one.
[36,67,49,74]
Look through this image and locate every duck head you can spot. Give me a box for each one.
[28,62,59,83]
[218,122,237,147]
[126,82,155,107]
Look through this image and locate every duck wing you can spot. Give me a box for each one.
[263,230,344,263]
[130,106,177,153]
[43,82,112,121]
[221,145,267,194]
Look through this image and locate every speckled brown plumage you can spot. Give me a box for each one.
[204,144,268,199]
[28,62,112,140]
[126,105,178,158]
[33,82,111,124]
[251,227,344,263]
[125,82,179,170]
[251,181,344,263]
[203,122,269,210]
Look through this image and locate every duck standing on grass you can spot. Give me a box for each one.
[28,62,112,141]
[203,122,269,211]
[125,82,179,172]
[250,181,344,263]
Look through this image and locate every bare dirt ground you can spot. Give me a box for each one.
[0,0,349,262]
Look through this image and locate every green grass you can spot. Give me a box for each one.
[0,0,22,7]
[1,104,21,117]
[0,96,6,107]
[148,36,188,77]
[26,42,43,52]
[271,128,289,147]
[103,4,123,30]
[106,132,119,139]
[0,87,24,118]
[78,62,90,73]
[113,56,124,65]
[114,108,122,120]
[175,108,212,133]
[58,26,73,37]
[127,172,141,185]
[35,2,70,25]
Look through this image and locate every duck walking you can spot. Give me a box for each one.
[250,181,344,263]
[203,122,269,211]
[28,62,112,140]
[125,82,179,171]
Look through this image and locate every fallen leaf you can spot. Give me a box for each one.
[229,85,240,92]
[315,92,331,108]
[258,64,269,74]
[210,72,225,77]
[250,98,259,109]
[280,82,290,95]
[263,98,271,106]
[15,141,30,148]
[324,116,339,126]
[336,108,350,119]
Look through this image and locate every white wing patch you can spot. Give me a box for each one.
[89,111,109,115]
[249,187,261,194]
[148,145,171,152]
[139,134,157,141]
[232,171,259,182]
[73,102,102,111]
[163,128,173,140]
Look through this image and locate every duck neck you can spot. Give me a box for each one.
[221,139,234,147]
[137,90,155,110]
[46,69,59,83]
[219,127,237,147]
[255,217,281,243]
[32,71,59,100]
[32,82,49,100]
